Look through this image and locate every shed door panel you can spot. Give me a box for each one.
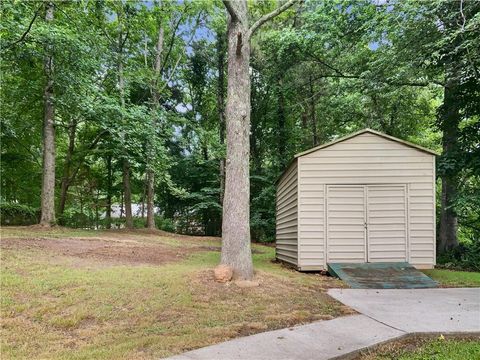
[326,186,366,262]
[367,185,407,262]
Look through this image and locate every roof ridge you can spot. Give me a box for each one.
[294,128,438,158]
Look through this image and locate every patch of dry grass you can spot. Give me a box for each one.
[1,227,347,359]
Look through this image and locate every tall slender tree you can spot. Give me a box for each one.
[221,0,297,279]
[145,16,164,230]
[116,5,133,229]
[40,1,56,226]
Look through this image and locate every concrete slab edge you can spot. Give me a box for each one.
[330,331,480,360]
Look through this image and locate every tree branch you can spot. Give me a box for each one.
[248,0,298,40]
[222,1,238,22]
[5,4,43,49]
[159,5,190,75]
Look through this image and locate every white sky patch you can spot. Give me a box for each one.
[175,103,192,113]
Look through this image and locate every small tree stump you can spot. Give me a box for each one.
[214,264,233,283]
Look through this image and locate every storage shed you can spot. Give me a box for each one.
[276,129,437,271]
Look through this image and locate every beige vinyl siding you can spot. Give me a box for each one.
[367,185,407,262]
[276,161,298,266]
[297,132,435,270]
[326,185,366,263]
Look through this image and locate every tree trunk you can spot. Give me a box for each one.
[217,30,226,205]
[123,160,133,229]
[146,20,164,230]
[221,1,254,280]
[277,77,286,169]
[146,170,155,228]
[438,81,460,253]
[141,173,146,218]
[40,1,56,226]
[117,8,133,230]
[58,119,77,216]
[220,0,297,279]
[95,189,99,229]
[309,75,318,146]
[439,177,458,252]
[105,155,112,229]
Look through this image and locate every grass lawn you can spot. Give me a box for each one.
[359,335,480,360]
[0,227,349,359]
[422,269,480,287]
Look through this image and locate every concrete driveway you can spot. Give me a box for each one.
[328,288,480,333]
[167,288,480,360]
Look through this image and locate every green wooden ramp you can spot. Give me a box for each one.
[327,262,438,289]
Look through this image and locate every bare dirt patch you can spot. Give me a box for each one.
[1,236,195,266]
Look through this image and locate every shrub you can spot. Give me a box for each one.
[155,216,176,232]
[0,203,39,225]
[58,209,95,228]
[437,241,480,272]
[132,217,147,229]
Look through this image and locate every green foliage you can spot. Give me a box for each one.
[1,1,478,255]
[437,242,480,272]
[0,203,39,226]
[155,216,176,233]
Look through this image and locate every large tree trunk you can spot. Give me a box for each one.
[58,119,77,216]
[40,1,56,226]
[438,81,460,253]
[221,1,254,280]
[220,0,296,279]
[217,30,226,205]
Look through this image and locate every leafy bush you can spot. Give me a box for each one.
[132,217,147,229]
[58,209,95,228]
[437,241,480,272]
[155,216,176,232]
[0,203,39,225]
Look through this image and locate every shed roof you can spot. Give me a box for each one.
[294,128,438,158]
[276,129,437,184]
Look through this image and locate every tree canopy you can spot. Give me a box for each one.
[1,1,479,263]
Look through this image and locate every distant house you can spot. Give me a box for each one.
[100,204,160,219]
[276,129,437,271]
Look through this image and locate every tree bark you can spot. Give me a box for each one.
[123,159,133,229]
[146,18,164,230]
[58,119,77,216]
[277,77,286,169]
[40,1,56,226]
[117,7,133,229]
[309,75,318,146]
[438,81,460,253]
[217,30,226,205]
[221,0,297,279]
[105,155,112,229]
[221,1,254,280]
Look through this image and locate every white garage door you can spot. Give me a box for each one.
[326,185,407,263]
